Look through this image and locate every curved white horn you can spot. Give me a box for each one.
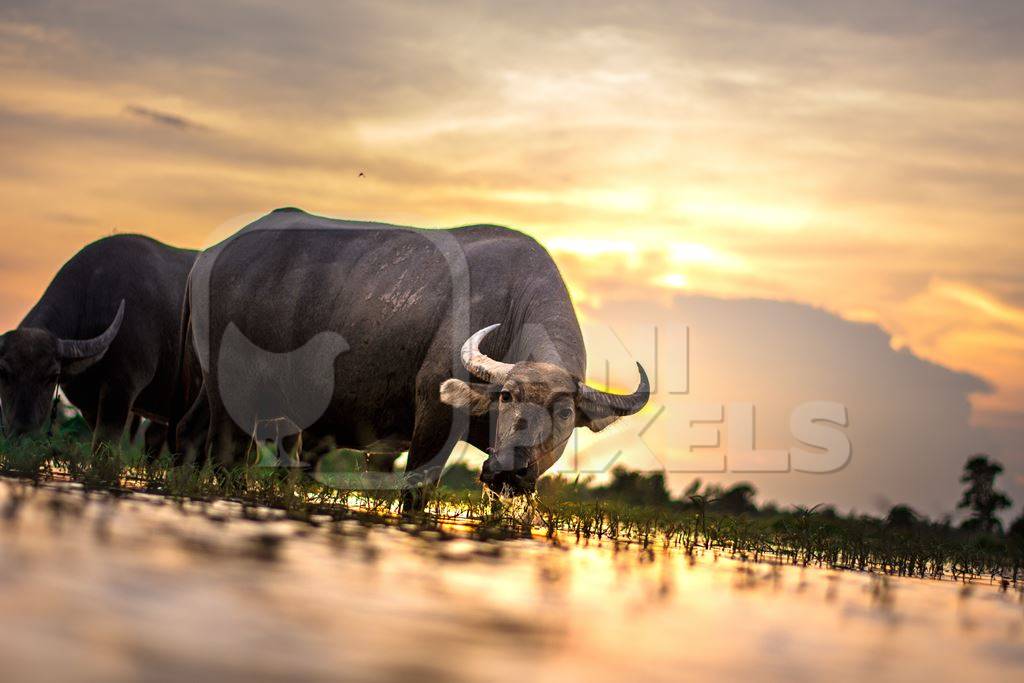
[460,323,514,383]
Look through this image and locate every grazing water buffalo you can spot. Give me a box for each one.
[177,208,648,503]
[0,235,197,451]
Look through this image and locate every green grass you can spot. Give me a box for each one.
[2,431,1023,584]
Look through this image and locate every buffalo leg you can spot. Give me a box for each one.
[206,401,250,467]
[92,386,133,453]
[174,387,210,466]
[401,411,463,513]
[278,433,304,468]
[127,414,143,443]
[143,422,168,459]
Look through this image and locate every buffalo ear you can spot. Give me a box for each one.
[59,342,117,376]
[440,378,492,415]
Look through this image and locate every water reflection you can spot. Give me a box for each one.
[1,478,1022,682]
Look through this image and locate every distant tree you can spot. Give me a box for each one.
[886,504,919,528]
[712,482,758,514]
[536,473,593,501]
[1009,512,1024,540]
[681,479,702,500]
[816,505,839,519]
[957,454,1012,534]
[594,466,671,507]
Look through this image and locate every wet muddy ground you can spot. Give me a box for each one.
[1,477,1022,682]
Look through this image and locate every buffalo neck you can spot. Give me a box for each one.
[499,274,586,381]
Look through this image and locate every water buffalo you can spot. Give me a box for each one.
[0,235,197,451]
[177,208,648,503]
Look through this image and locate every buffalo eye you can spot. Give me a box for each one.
[0,367,10,383]
[557,407,573,420]
[499,390,512,403]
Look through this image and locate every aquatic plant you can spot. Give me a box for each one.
[1,433,1022,583]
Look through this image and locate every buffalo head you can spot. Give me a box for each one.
[0,301,124,437]
[440,323,649,496]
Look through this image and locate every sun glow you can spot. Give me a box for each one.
[672,197,813,232]
[660,273,689,289]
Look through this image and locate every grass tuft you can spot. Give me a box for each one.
[1,432,1023,583]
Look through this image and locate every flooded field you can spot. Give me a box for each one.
[1,477,1022,683]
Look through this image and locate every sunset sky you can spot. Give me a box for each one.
[2,1,1022,512]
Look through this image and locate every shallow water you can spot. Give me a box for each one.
[1,478,1022,683]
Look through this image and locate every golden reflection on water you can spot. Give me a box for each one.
[1,478,1022,683]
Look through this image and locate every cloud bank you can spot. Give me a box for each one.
[571,294,1011,517]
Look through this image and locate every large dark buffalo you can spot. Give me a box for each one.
[177,208,647,501]
[0,235,197,451]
